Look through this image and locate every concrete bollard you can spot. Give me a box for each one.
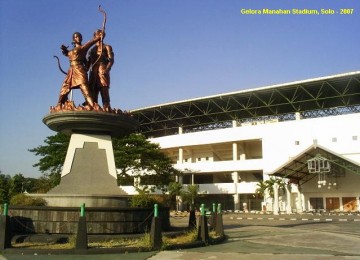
[150,204,162,250]
[197,204,209,242]
[0,203,12,250]
[75,203,88,250]
[188,204,197,229]
[3,203,8,216]
[215,203,224,237]
[209,202,217,230]
[80,203,85,217]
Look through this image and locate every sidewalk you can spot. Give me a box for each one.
[170,211,360,225]
[160,211,360,259]
[150,224,360,260]
[222,211,360,222]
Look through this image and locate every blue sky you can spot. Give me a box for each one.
[0,0,359,178]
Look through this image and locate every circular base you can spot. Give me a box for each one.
[43,111,139,137]
[30,193,129,207]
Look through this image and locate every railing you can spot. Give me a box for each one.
[185,182,258,194]
[121,182,258,195]
[174,159,263,172]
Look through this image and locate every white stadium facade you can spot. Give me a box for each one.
[128,71,360,213]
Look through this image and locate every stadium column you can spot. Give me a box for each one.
[233,142,240,211]
[286,184,292,214]
[297,184,304,213]
[301,193,306,212]
[176,138,184,211]
[177,174,183,211]
[177,130,184,210]
[273,182,279,215]
[178,148,183,164]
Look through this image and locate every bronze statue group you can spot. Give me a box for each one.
[52,8,116,113]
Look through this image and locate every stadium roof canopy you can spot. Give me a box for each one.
[131,71,360,137]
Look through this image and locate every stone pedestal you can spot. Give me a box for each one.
[40,111,139,207]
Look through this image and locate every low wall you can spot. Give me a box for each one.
[8,206,170,234]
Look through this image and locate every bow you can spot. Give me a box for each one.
[92,5,107,68]
[53,55,67,75]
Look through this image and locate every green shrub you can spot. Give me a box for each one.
[10,193,47,206]
[130,193,157,208]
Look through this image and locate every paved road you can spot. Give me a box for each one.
[152,213,360,259]
[1,213,360,259]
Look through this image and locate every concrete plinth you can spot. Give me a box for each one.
[30,193,129,207]
[41,111,139,207]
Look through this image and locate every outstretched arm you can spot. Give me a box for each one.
[60,45,69,56]
[81,35,101,53]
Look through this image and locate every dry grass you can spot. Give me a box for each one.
[11,229,221,250]
[12,242,72,250]
[163,229,198,246]
[88,237,150,249]
[12,234,151,250]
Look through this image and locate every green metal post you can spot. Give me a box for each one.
[213,203,216,212]
[80,203,85,217]
[217,203,222,214]
[3,203,8,216]
[154,204,158,217]
[200,204,205,216]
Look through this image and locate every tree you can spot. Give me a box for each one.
[28,133,70,190]
[0,171,44,204]
[256,177,286,199]
[113,133,180,193]
[8,173,26,199]
[255,180,268,199]
[31,176,57,193]
[0,172,11,204]
[168,181,183,211]
[181,184,199,210]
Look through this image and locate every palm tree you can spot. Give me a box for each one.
[256,177,286,199]
[255,180,268,199]
[181,184,199,210]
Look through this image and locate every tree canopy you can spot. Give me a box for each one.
[0,172,40,204]
[0,172,11,204]
[28,133,70,189]
[113,134,180,192]
[256,177,286,198]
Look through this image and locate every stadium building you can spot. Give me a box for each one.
[128,71,360,213]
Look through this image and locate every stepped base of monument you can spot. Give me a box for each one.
[29,193,130,208]
[8,205,170,234]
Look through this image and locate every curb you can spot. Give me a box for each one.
[227,216,360,222]
[1,235,227,255]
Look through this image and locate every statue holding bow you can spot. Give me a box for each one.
[87,6,115,112]
[53,6,115,113]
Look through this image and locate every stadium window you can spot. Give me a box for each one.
[332,137,337,142]
[295,141,300,145]
[353,136,358,141]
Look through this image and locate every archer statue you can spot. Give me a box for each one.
[51,6,118,113]
[88,29,114,112]
[55,32,100,111]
